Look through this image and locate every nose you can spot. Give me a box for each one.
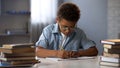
[65,29,72,34]
[65,29,70,32]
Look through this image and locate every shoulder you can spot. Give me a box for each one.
[43,24,56,32]
[75,27,85,34]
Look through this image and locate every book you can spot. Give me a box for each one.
[103,44,120,49]
[0,57,35,61]
[100,61,120,67]
[104,48,120,54]
[101,39,120,45]
[2,43,34,49]
[0,62,35,67]
[103,52,120,58]
[0,47,35,54]
[100,56,120,63]
[1,52,35,58]
[1,60,40,65]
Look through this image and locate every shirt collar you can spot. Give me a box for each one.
[52,23,60,34]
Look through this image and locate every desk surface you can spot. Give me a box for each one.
[32,56,119,68]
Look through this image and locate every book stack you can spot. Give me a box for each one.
[0,43,39,67]
[100,39,120,67]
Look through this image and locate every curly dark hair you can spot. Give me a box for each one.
[57,2,80,22]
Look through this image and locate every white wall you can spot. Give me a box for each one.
[30,0,57,43]
[108,0,120,39]
[64,0,107,54]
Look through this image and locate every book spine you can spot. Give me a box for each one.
[103,52,120,58]
[104,48,120,54]
[100,56,120,63]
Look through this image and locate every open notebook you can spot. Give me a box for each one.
[45,56,96,62]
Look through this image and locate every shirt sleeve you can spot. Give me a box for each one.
[80,31,96,49]
[35,28,49,48]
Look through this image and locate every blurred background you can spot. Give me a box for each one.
[0,0,120,55]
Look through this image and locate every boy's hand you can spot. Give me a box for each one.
[69,51,79,58]
[57,50,70,59]
[56,50,79,59]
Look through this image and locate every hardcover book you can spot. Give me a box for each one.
[1,60,39,65]
[103,44,120,49]
[104,48,120,54]
[0,47,35,54]
[2,43,34,49]
[1,52,35,58]
[101,39,120,45]
[0,56,36,61]
[0,63,35,67]
[103,52,120,58]
[100,56,120,63]
[100,61,120,67]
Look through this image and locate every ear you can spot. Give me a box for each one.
[56,17,59,23]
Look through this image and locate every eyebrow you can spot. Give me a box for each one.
[61,24,75,28]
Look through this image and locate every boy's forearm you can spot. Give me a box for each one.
[78,46,98,56]
[35,47,75,58]
[36,47,57,58]
[35,46,98,58]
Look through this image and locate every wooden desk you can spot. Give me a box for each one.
[32,56,119,68]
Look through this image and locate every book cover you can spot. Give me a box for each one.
[104,48,120,54]
[103,44,120,49]
[103,52,120,58]
[1,60,39,65]
[0,61,35,67]
[0,56,36,61]
[0,47,35,54]
[101,39,120,45]
[100,61,120,67]
[100,56,120,63]
[2,43,34,49]
[1,52,35,58]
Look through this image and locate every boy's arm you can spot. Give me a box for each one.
[77,46,98,56]
[36,46,57,58]
[36,46,72,59]
[36,46,98,58]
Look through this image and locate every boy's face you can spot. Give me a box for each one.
[57,18,76,36]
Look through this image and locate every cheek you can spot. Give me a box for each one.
[61,30,65,34]
[60,29,73,36]
[63,31,72,36]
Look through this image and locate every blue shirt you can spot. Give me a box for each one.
[36,23,95,51]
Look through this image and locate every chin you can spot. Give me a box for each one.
[65,33,71,36]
